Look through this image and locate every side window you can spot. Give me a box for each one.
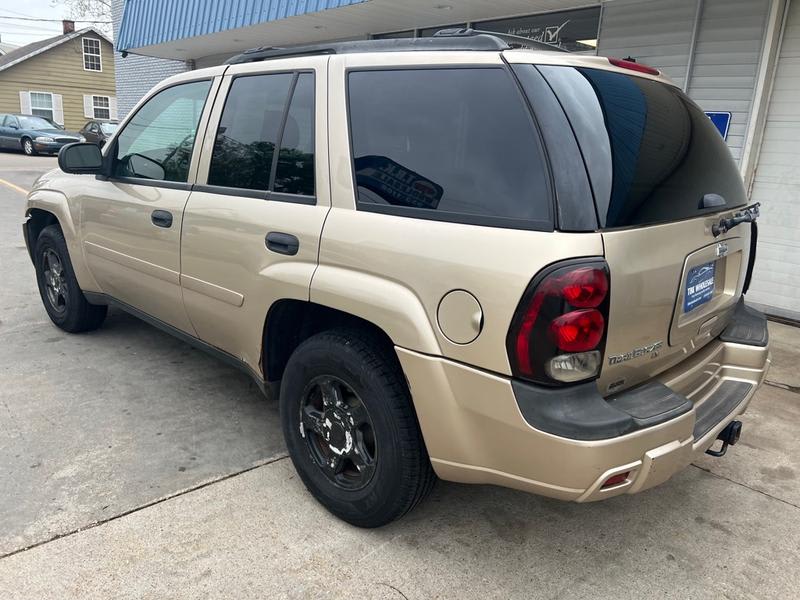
[208,71,315,197]
[348,68,552,227]
[274,73,315,197]
[208,73,294,191]
[113,80,211,183]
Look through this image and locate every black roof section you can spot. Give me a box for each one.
[226,29,565,65]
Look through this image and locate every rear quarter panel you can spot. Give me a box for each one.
[317,53,604,374]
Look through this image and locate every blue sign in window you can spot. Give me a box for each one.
[705,111,732,140]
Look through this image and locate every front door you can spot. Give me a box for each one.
[78,76,220,333]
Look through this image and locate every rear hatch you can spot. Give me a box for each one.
[537,62,752,395]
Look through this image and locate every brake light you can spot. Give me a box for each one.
[607,57,660,76]
[549,309,604,352]
[507,260,610,385]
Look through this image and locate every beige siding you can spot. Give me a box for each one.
[0,33,115,132]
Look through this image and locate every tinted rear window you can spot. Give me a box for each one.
[348,68,552,229]
[538,66,747,228]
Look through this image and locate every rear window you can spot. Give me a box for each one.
[538,66,747,228]
[347,68,552,229]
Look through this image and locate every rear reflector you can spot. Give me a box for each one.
[607,57,660,76]
[602,472,630,488]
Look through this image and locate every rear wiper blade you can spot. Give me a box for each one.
[712,202,760,237]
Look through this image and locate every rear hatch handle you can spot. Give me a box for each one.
[712,202,760,237]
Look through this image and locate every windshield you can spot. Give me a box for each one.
[100,122,118,134]
[536,66,747,228]
[18,116,55,130]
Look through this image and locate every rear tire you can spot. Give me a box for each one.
[22,137,37,156]
[34,225,107,333]
[280,329,435,527]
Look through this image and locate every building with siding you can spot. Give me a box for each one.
[0,22,117,131]
[113,0,800,320]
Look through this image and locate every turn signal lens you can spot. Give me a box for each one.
[549,309,604,352]
[560,267,608,308]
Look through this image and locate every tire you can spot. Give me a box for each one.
[280,329,436,527]
[22,137,37,156]
[34,225,107,333]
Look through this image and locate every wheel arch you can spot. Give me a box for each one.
[25,190,100,292]
[263,300,400,385]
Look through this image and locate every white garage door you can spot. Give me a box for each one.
[747,0,800,321]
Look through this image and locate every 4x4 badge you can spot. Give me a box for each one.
[608,341,663,365]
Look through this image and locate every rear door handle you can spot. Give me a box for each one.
[151,210,173,228]
[266,232,299,256]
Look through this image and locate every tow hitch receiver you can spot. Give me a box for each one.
[705,421,742,457]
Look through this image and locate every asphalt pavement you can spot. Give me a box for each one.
[1,149,798,599]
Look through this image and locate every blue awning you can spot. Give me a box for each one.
[118,0,369,52]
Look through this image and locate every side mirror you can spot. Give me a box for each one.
[8,123,18,130]
[58,142,103,174]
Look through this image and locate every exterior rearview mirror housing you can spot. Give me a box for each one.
[58,142,104,174]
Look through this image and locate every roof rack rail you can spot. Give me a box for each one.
[434,28,569,53]
[225,33,512,64]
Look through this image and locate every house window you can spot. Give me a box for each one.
[83,37,102,71]
[30,92,54,120]
[93,95,110,119]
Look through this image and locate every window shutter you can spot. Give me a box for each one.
[83,94,94,118]
[109,96,118,120]
[52,94,64,125]
[19,91,31,114]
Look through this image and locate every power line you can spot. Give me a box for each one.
[0,15,112,24]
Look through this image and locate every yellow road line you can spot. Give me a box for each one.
[0,177,29,196]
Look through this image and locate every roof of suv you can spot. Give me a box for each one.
[226,30,562,64]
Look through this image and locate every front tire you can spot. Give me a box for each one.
[22,137,37,156]
[280,329,435,527]
[34,225,107,332]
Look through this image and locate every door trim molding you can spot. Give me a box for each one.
[180,273,244,307]
[84,240,179,284]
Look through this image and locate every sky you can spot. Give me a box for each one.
[0,0,112,48]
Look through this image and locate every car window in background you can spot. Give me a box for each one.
[208,73,294,191]
[348,68,552,228]
[100,123,118,135]
[273,73,315,197]
[18,116,54,130]
[113,80,211,182]
[537,66,747,228]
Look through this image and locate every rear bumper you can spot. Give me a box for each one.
[399,300,770,502]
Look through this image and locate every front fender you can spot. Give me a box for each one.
[25,187,100,293]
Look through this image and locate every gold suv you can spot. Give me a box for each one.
[24,32,770,527]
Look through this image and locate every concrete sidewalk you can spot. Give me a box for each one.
[1,151,799,599]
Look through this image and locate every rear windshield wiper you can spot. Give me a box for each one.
[712,202,760,237]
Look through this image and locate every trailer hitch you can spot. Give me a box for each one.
[705,420,742,457]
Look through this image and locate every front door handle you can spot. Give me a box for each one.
[266,232,299,256]
[151,210,173,228]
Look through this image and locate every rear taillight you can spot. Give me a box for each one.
[507,260,610,385]
[607,57,660,76]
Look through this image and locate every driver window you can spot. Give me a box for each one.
[113,80,211,182]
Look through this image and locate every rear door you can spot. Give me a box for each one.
[535,63,752,394]
[180,56,330,372]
